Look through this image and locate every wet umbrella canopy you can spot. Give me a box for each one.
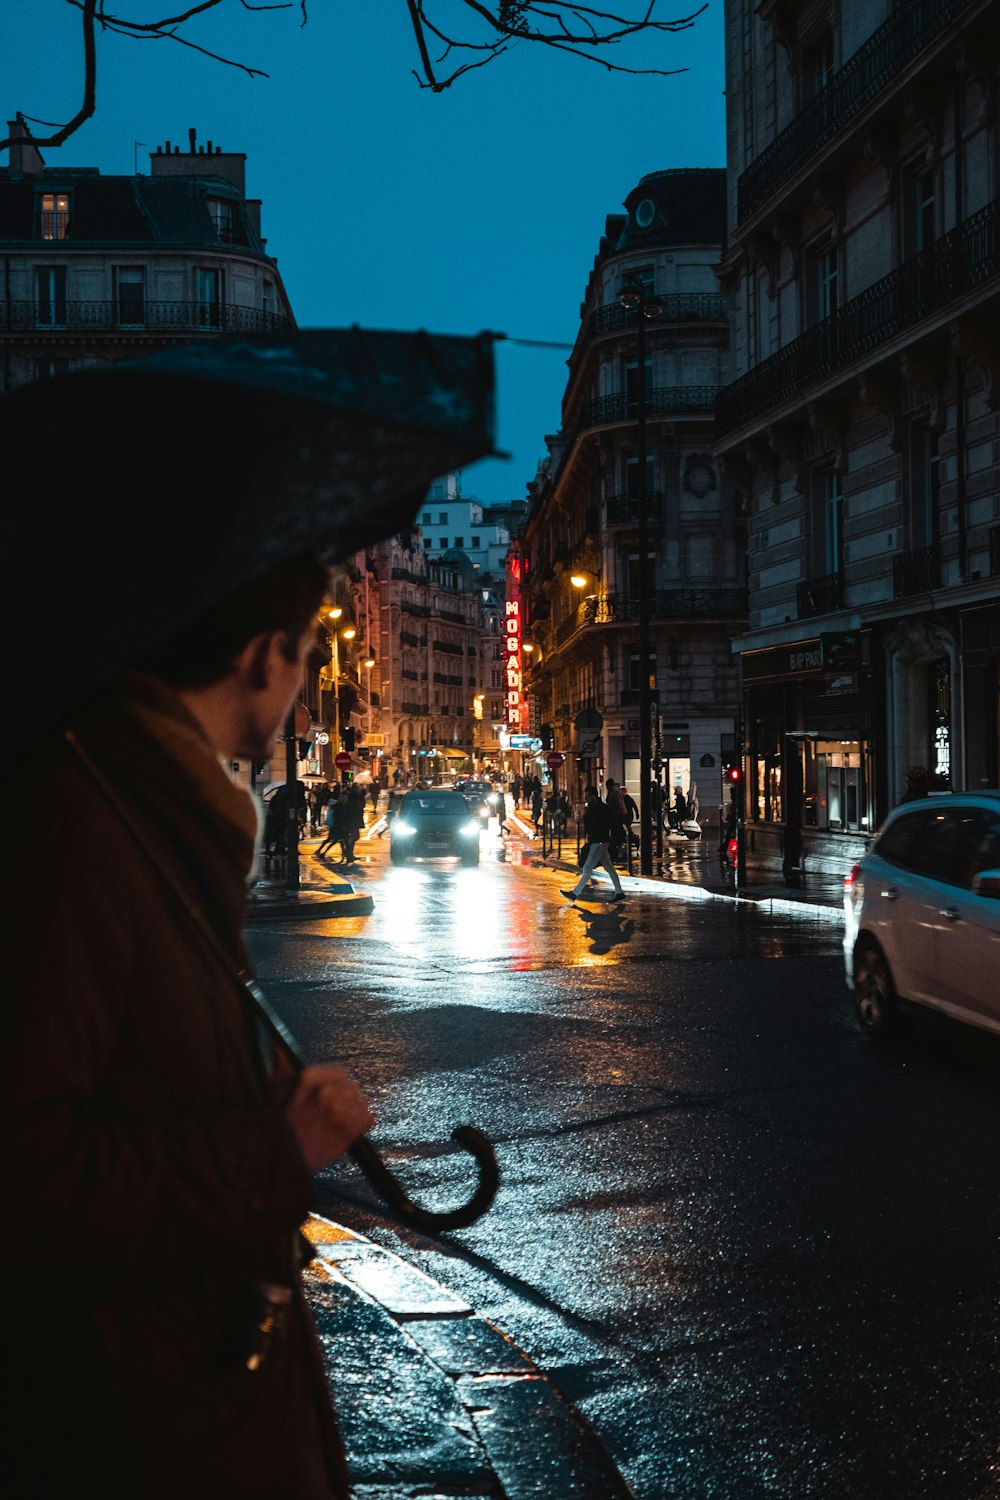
[1,326,497,778]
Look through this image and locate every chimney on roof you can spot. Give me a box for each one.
[6,114,45,179]
[188,127,197,152]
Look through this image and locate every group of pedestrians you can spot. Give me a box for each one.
[315,779,370,864]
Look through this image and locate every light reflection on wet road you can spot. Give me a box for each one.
[247,823,1000,1498]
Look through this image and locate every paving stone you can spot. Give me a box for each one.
[329,1243,474,1319]
[459,1374,634,1499]
[405,1316,536,1376]
[308,1273,492,1489]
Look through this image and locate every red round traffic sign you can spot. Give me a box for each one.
[334,751,352,770]
[547,751,565,769]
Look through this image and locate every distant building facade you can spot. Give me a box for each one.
[715,0,1000,874]
[522,168,744,819]
[0,119,293,391]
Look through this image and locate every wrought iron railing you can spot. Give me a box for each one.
[716,197,1000,437]
[578,386,719,430]
[553,588,748,644]
[571,295,728,374]
[893,543,940,596]
[605,492,664,525]
[797,572,844,618]
[0,300,292,334]
[737,0,976,223]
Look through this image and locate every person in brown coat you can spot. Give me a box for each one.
[0,553,374,1499]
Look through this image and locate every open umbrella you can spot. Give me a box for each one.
[3,325,501,1232]
[2,326,497,776]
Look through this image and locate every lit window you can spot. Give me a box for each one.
[39,192,70,241]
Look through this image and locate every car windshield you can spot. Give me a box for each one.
[401,794,466,816]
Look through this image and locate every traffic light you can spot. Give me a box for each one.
[724,763,743,786]
[540,723,553,751]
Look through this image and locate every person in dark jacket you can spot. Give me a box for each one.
[560,785,625,903]
[1,553,374,1499]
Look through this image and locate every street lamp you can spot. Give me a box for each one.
[618,274,663,877]
[363,657,375,738]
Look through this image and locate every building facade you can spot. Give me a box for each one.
[0,120,293,391]
[716,0,1000,875]
[522,168,745,822]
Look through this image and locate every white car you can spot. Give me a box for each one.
[844,792,1000,1038]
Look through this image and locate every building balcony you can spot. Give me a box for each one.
[570,294,728,378]
[554,587,748,648]
[737,0,979,226]
[797,572,844,618]
[716,196,1000,440]
[576,386,719,433]
[605,492,664,526]
[0,300,293,336]
[893,543,941,597]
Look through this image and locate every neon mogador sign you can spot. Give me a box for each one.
[504,600,523,730]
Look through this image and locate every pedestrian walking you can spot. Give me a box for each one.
[531,777,544,832]
[342,781,367,862]
[512,773,523,807]
[560,785,625,903]
[316,790,349,859]
[604,778,629,862]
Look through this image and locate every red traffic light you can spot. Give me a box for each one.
[726,765,743,783]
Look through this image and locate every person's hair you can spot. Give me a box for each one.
[605,778,616,787]
[585,784,598,797]
[137,551,330,689]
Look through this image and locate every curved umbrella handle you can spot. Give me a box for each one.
[349,1125,499,1233]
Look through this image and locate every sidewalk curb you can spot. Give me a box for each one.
[303,1213,635,1499]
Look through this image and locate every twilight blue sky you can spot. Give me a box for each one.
[5,2,726,501]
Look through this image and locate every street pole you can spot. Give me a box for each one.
[618,277,662,879]
[332,630,340,754]
[284,708,299,892]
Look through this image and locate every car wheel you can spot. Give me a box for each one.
[853,941,899,1039]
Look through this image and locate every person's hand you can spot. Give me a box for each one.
[285,1065,376,1173]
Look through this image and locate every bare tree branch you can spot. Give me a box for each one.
[1,0,704,155]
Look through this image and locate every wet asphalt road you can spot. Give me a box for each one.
[247,820,1000,1499]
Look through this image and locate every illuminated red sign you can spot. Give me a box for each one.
[504,599,523,731]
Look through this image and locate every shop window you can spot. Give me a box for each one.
[753,720,783,823]
[931,657,951,789]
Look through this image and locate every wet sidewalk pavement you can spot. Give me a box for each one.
[503,806,847,916]
[247,797,840,1496]
[304,1215,634,1499]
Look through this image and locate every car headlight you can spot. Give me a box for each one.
[478,804,489,817]
[393,822,416,837]
[461,821,481,837]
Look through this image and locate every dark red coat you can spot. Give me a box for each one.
[0,675,349,1498]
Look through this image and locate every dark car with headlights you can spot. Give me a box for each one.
[455,778,496,823]
[389,789,483,866]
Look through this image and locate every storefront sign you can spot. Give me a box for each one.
[742,640,822,681]
[503,599,523,732]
